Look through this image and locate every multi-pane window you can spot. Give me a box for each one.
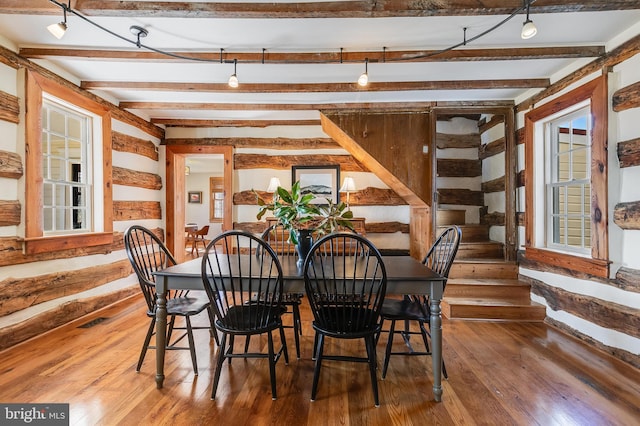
[209,176,225,222]
[546,106,591,253]
[41,99,92,234]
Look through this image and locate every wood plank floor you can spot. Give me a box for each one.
[0,294,638,425]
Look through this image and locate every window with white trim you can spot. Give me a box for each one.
[41,98,95,234]
[545,105,591,254]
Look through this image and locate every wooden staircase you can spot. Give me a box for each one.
[438,210,546,321]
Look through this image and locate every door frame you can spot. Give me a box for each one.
[165,145,233,262]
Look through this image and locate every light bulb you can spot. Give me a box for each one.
[228,73,239,88]
[521,19,537,39]
[358,72,368,87]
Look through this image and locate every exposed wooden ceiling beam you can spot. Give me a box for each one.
[151,119,321,127]
[120,100,513,110]
[82,79,549,92]
[20,46,605,64]
[3,1,640,18]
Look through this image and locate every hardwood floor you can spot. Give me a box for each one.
[0,294,638,425]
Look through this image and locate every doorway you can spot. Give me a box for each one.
[165,145,233,262]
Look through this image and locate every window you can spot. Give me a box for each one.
[546,106,591,254]
[209,177,224,222]
[524,76,609,277]
[41,98,93,234]
[25,70,113,254]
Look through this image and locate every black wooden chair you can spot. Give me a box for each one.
[303,232,387,407]
[124,225,216,375]
[201,230,289,400]
[251,224,304,358]
[378,225,461,380]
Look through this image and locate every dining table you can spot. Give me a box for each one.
[152,254,446,402]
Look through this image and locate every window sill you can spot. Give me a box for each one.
[24,232,114,255]
[524,246,609,278]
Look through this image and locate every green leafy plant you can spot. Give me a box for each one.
[255,181,353,245]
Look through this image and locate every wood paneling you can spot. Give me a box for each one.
[0,200,20,226]
[527,277,640,339]
[435,132,480,149]
[614,267,640,293]
[0,150,23,178]
[113,201,161,221]
[613,200,640,229]
[0,259,133,317]
[612,81,640,112]
[233,187,406,206]
[112,131,159,161]
[617,137,640,168]
[479,136,505,160]
[439,188,483,206]
[437,158,482,177]
[0,288,137,351]
[482,176,505,193]
[0,90,19,124]
[321,110,432,206]
[166,137,338,149]
[112,166,162,190]
[234,153,366,171]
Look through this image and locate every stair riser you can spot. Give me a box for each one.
[456,246,504,259]
[442,303,546,321]
[436,210,466,226]
[438,225,489,243]
[450,263,518,279]
[445,284,531,299]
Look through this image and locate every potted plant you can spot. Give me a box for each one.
[255,181,354,260]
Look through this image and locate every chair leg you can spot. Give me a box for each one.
[244,335,251,353]
[291,304,301,359]
[310,333,324,401]
[228,335,235,364]
[211,332,227,400]
[267,331,277,400]
[279,325,289,365]
[382,319,397,379]
[185,316,198,375]
[365,334,380,407]
[206,307,219,345]
[311,331,319,361]
[137,318,155,372]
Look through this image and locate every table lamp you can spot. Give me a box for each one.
[339,177,356,210]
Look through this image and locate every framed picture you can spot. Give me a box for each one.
[292,165,340,204]
[188,191,202,204]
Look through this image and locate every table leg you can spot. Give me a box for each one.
[430,296,443,402]
[155,286,167,389]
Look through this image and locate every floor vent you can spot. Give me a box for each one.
[78,317,108,328]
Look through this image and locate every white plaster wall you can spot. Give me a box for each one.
[185,172,225,239]
[515,41,640,359]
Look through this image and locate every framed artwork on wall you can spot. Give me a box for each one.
[188,191,202,204]
[292,165,340,204]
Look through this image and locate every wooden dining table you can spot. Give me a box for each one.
[152,254,447,402]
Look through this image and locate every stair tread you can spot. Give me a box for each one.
[446,278,527,286]
[453,258,516,264]
[443,297,545,307]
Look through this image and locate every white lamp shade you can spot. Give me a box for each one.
[521,20,537,39]
[228,73,239,88]
[339,177,356,192]
[357,72,368,87]
[47,22,67,39]
[266,177,281,192]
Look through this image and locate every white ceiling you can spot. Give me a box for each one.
[1,3,639,123]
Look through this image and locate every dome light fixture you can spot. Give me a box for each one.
[357,58,369,87]
[521,1,537,40]
[228,59,239,88]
